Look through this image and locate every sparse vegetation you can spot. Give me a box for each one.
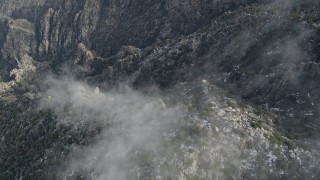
[0,0,320,179]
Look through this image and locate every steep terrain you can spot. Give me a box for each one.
[0,0,320,179]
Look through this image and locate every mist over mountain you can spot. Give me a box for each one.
[0,0,320,179]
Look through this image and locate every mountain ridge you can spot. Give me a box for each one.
[0,0,320,179]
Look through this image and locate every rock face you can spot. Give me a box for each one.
[1,0,260,64]
[0,0,320,179]
[0,17,36,80]
[0,0,46,16]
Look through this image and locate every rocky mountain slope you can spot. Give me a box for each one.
[0,0,320,179]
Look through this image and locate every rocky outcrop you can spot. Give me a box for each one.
[0,0,46,16]
[36,0,101,63]
[0,0,264,77]
[91,45,142,81]
[26,0,261,63]
[0,17,37,80]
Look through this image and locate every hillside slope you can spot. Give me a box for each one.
[0,0,320,179]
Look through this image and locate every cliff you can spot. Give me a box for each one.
[0,0,320,179]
